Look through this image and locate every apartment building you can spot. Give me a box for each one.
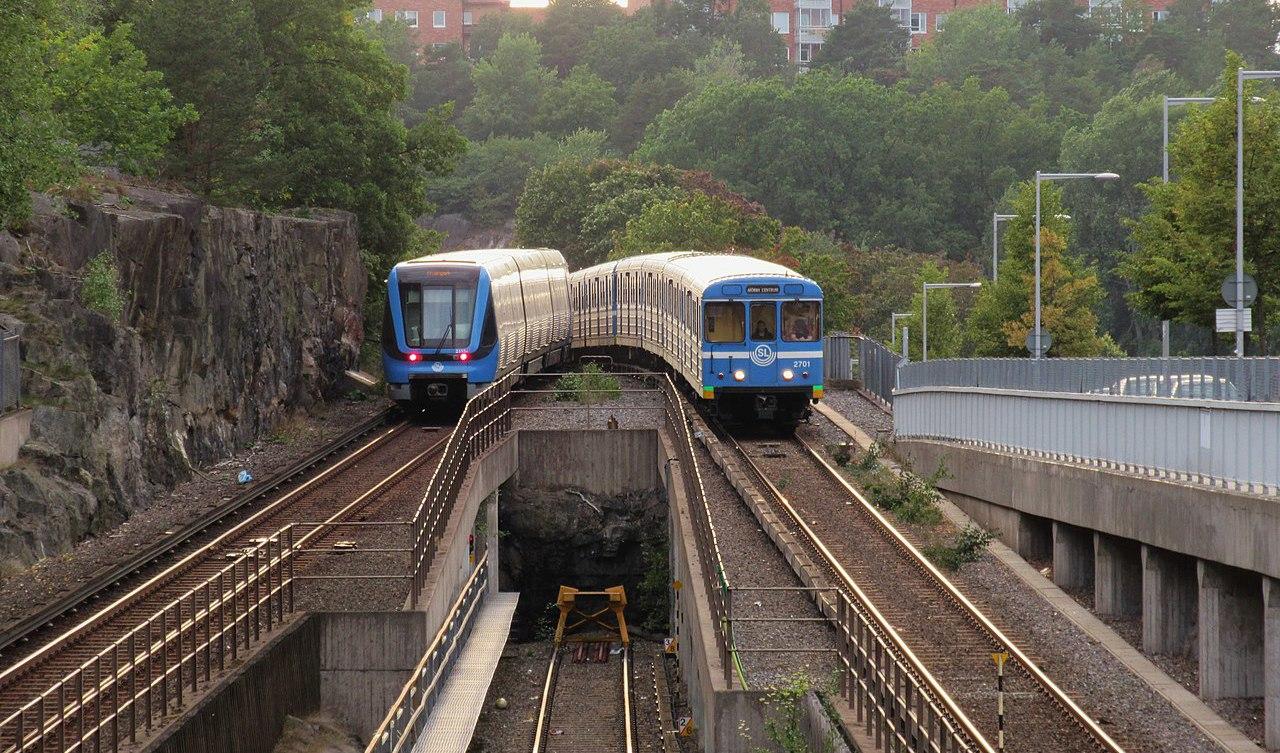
[764,0,1174,64]
[366,0,648,49]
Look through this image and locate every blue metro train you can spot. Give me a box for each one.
[381,248,571,411]
[383,248,823,426]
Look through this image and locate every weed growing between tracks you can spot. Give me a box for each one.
[554,363,622,404]
[831,442,995,572]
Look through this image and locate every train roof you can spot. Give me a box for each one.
[572,252,815,291]
[396,248,567,271]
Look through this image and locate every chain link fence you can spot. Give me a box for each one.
[0,329,18,414]
[899,357,1280,403]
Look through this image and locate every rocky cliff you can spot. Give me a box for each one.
[0,186,366,570]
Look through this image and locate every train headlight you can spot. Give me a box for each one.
[782,368,794,381]
[733,369,746,382]
[457,351,471,362]
[407,353,421,363]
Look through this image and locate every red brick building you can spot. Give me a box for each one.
[755,0,1174,63]
[366,0,649,50]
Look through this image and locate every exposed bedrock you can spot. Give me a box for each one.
[0,186,365,570]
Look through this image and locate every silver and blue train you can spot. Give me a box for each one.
[383,248,823,426]
[382,248,572,410]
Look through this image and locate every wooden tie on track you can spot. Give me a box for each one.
[725,430,1128,753]
[0,420,451,753]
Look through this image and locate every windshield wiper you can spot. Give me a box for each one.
[428,320,454,354]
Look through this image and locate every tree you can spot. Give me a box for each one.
[461,33,556,139]
[718,0,787,77]
[537,0,625,74]
[1,2,191,226]
[536,66,619,135]
[581,13,704,99]
[613,192,780,257]
[407,43,475,124]
[467,13,537,60]
[811,2,908,82]
[609,72,691,153]
[1015,0,1099,54]
[966,181,1117,356]
[1123,58,1280,353]
[906,261,963,360]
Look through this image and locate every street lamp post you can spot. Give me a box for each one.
[890,312,911,349]
[992,212,1068,281]
[1033,171,1119,359]
[1235,70,1280,356]
[1163,96,1214,182]
[922,282,981,361]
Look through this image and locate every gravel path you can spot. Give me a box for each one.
[0,397,385,645]
[815,389,1228,753]
[511,374,664,431]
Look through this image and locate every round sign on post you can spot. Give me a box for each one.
[1221,274,1258,307]
[1025,328,1053,356]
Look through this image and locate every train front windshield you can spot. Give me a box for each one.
[399,274,477,349]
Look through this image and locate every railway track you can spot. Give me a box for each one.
[0,411,452,751]
[532,642,635,753]
[719,427,1130,753]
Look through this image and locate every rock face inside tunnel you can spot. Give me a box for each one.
[0,186,365,570]
[498,483,669,641]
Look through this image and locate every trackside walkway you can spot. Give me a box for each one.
[414,592,521,753]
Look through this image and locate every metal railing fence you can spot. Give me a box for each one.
[1,329,18,414]
[900,357,1280,403]
[655,374,739,687]
[366,554,489,753]
[824,334,855,384]
[895,387,1280,496]
[0,527,296,753]
[407,372,517,607]
[857,337,902,408]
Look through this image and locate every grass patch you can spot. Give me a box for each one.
[923,524,996,572]
[838,444,945,526]
[553,363,620,404]
[82,251,123,321]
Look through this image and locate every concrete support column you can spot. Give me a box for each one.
[1052,521,1094,591]
[1264,577,1280,748]
[486,490,499,596]
[1141,545,1197,656]
[1197,560,1263,700]
[1094,533,1141,617]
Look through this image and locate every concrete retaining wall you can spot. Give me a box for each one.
[0,409,30,469]
[144,617,320,753]
[517,429,659,494]
[318,612,429,741]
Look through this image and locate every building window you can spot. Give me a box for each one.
[463,10,474,24]
[909,11,926,32]
[771,11,790,33]
[1152,9,1169,20]
[433,10,446,27]
[935,12,948,29]
[799,7,833,28]
[395,9,419,26]
[363,8,384,21]
[1005,0,1029,11]
[798,41,821,62]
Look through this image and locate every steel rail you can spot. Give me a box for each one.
[622,647,635,753]
[0,430,452,753]
[530,649,561,753]
[720,431,993,753]
[0,411,407,689]
[792,434,1127,753]
[0,407,398,659]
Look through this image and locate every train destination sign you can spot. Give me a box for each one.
[746,284,781,294]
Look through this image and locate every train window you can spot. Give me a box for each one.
[704,302,744,343]
[749,302,776,341]
[399,285,423,346]
[782,301,821,342]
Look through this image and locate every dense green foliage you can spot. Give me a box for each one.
[0,2,191,227]
[82,251,125,321]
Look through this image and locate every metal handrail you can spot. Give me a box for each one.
[366,554,489,753]
[407,373,517,606]
[654,375,741,688]
[727,437,989,753]
[0,526,296,753]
